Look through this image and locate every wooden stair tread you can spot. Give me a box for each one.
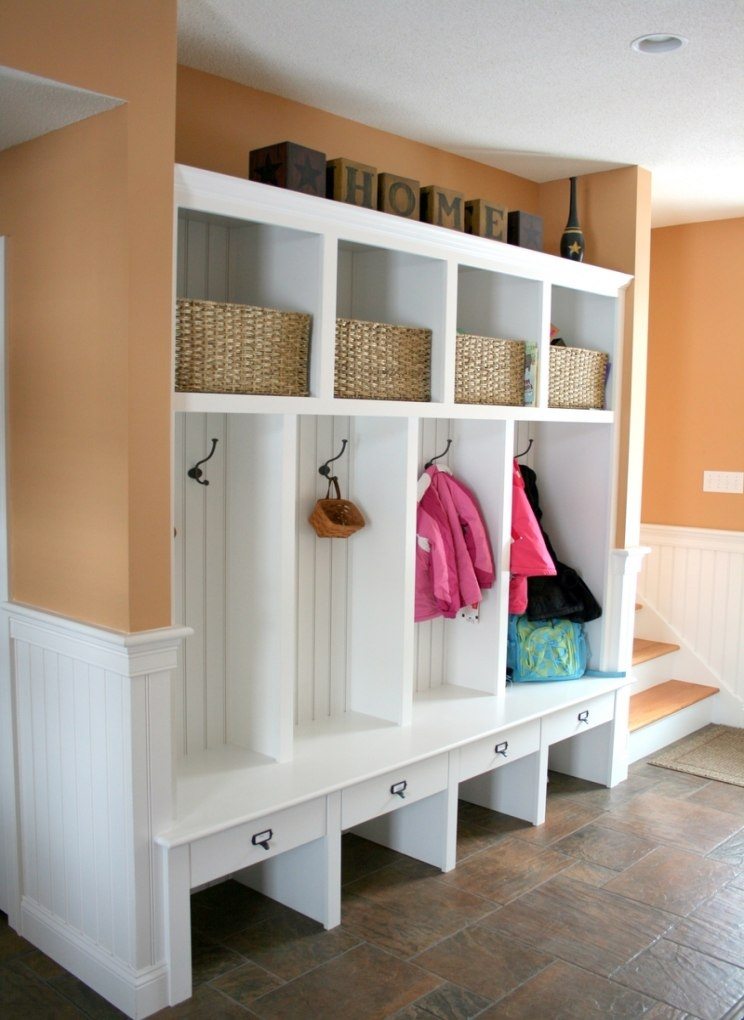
[629,680,719,732]
[632,637,680,665]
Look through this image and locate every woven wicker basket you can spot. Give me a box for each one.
[455,333,525,406]
[549,345,609,410]
[175,298,311,396]
[335,318,431,401]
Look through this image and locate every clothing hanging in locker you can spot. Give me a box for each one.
[415,464,494,622]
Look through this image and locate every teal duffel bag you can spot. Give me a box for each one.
[507,614,586,682]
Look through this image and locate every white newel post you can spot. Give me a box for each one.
[3,603,190,1020]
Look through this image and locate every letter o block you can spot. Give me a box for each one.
[378,173,420,219]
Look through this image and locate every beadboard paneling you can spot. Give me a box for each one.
[638,524,744,699]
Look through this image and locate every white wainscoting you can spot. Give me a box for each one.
[638,524,744,701]
[5,604,189,1019]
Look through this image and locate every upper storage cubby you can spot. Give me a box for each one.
[336,241,448,403]
[550,285,619,411]
[176,209,324,396]
[456,267,544,351]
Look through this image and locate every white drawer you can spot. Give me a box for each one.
[190,797,326,888]
[341,754,449,830]
[542,691,615,746]
[457,719,540,783]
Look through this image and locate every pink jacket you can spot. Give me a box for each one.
[415,490,459,621]
[421,467,494,614]
[509,460,556,613]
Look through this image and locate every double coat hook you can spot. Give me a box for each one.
[188,438,219,485]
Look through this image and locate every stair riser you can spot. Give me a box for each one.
[627,697,717,763]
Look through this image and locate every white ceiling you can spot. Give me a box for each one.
[0,67,122,153]
[177,0,744,228]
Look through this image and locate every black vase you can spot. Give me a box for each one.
[560,176,585,262]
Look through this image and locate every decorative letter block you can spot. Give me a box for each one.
[465,199,508,242]
[420,185,465,231]
[326,158,378,209]
[249,141,326,196]
[378,173,420,219]
[507,211,544,252]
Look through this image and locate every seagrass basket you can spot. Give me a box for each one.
[455,333,525,406]
[175,298,311,395]
[334,318,431,401]
[548,345,609,410]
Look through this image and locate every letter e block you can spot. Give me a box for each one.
[507,211,544,252]
[378,173,420,219]
[326,158,378,208]
[465,199,508,241]
[420,186,465,231]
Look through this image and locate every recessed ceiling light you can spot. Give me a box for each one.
[631,33,688,54]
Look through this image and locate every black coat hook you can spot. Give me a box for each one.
[425,439,452,469]
[188,438,219,485]
[319,439,348,478]
[515,438,533,459]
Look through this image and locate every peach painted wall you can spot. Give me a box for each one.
[643,218,744,531]
[0,0,177,631]
[176,66,539,212]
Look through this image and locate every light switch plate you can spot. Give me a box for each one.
[703,470,744,493]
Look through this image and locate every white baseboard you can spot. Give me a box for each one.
[628,696,717,763]
[21,898,168,1019]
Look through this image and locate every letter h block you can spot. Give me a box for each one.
[326,158,378,209]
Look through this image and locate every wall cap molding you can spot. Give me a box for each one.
[3,603,192,678]
[640,523,744,553]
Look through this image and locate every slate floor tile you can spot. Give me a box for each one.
[225,910,361,980]
[664,884,744,967]
[390,980,492,1019]
[249,943,439,1019]
[510,796,604,847]
[412,925,552,1001]
[342,831,401,885]
[440,835,572,904]
[210,961,285,1007]
[612,937,744,1020]
[476,958,658,1018]
[604,845,735,916]
[707,826,744,872]
[0,961,85,1019]
[480,874,676,977]
[456,801,532,839]
[191,879,289,941]
[152,984,258,1017]
[552,821,656,871]
[191,931,247,986]
[48,971,128,1018]
[342,870,492,958]
[684,779,744,817]
[456,818,504,862]
[561,859,617,887]
[597,791,742,853]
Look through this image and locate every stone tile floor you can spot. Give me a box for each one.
[2,746,744,1019]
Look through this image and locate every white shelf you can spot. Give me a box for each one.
[173,391,615,423]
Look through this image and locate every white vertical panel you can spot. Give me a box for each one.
[296,416,319,724]
[30,644,50,912]
[183,414,208,753]
[89,666,113,952]
[444,419,512,695]
[15,641,36,905]
[638,525,744,701]
[58,653,81,933]
[226,415,294,759]
[73,659,97,941]
[346,417,417,724]
[43,650,65,920]
[415,418,452,693]
[105,671,129,963]
[329,416,351,718]
[204,414,227,748]
[185,219,209,299]
[310,417,334,720]
[172,413,186,759]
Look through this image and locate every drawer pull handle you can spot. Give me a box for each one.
[578,710,590,724]
[390,780,407,799]
[251,828,273,851]
[494,741,509,758]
